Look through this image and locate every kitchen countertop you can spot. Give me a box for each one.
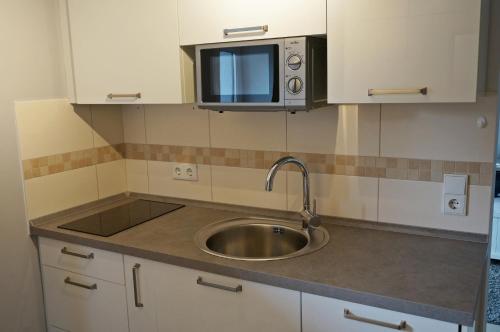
[30,193,488,326]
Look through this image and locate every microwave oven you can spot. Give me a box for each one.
[195,37,327,111]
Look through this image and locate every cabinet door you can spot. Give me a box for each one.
[66,0,189,104]
[124,256,159,332]
[42,266,128,332]
[124,255,301,332]
[303,293,459,332]
[327,0,482,103]
[178,0,326,45]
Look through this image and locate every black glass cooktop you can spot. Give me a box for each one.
[58,199,184,237]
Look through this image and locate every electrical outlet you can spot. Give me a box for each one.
[172,163,198,181]
[443,174,468,216]
[444,194,466,216]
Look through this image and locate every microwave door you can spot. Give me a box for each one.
[196,39,284,110]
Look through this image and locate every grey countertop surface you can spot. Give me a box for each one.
[30,194,488,326]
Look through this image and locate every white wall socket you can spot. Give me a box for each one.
[172,163,198,181]
[442,174,468,216]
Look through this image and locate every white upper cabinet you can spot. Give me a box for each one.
[64,0,194,104]
[327,0,485,103]
[178,0,326,45]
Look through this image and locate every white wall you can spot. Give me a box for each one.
[487,0,500,93]
[0,0,65,331]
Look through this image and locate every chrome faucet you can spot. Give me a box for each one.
[265,156,321,229]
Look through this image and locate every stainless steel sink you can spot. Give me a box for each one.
[194,217,329,261]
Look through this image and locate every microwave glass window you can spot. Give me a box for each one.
[200,45,280,103]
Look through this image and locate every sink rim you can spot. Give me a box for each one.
[194,216,329,261]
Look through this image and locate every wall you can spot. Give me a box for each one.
[487,0,500,93]
[18,98,496,235]
[16,100,126,219]
[116,98,496,235]
[0,0,66,331]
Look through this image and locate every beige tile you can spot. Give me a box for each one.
[24,166,98,219]
[287,108,337,154]
[379,179,491,234]
[91,105,124,147]
[126,159,148,193]
[210,111,286,151]
[96,160,127,198]
[15,99,93,159]
[287,172,378,221]
[380,96,498,162]
[146,104,209,147]
[148,161,212,201]
[335,104,380,156]
[212,166,286,210]
[123,105,146,144]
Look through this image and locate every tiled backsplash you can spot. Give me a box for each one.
[15,99,126,219]
[122,143,491,185]
[22,144,124,179]
[15,96,498,234]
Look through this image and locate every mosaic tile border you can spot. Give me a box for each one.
[22,144,124,180]
[22,143,494,186]
[124,143,493,186]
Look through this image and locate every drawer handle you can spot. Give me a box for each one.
[196,277,242,293]
[223,25,268,36]
[64,277,97,290]
[107,93,141,99]
[368,87,427,96]
[61,247,94,260]
[344,309,407,330]
[132,263,144,307]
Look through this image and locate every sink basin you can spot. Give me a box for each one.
[194,217,329,261]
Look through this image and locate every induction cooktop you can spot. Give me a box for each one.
[58,199,184,237]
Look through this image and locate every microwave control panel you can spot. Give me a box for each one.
[284,37,307,108]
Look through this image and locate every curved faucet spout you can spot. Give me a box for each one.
[265,156,309,207]
[265,156,319,229]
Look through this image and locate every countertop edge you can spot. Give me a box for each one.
[30,224,477,326]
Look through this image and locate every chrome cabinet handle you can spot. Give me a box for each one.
[196,277,242,293]
[107,93,141,99]
[64,277,97,290]
[344,309,407,330]
[132,263,144,307]
[61,247,94,259]
[223,25,268,36]
[368,87,427,96]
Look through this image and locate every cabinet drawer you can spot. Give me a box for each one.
[302,293,458,332]
[42,266,128,332]
[39,237,124,284]
[178,0,326,45]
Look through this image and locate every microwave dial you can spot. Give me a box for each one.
[287,77,303,94]
[287,54,302,70]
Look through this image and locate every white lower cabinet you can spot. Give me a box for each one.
[42,265,128,332]
[124,255,301,332]
[302,293,459,332]
[39,238,463,332]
